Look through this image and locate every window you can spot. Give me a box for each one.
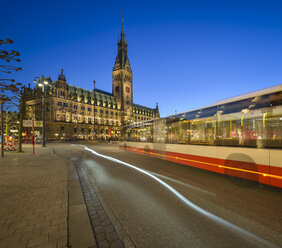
[81,106,85,110]
[88,108,91,111]
[115,112,118,116]
[74,128,77,133]
[60,91,65,96]
[63,102,68,107]
[126,87,130,93]
[105,111,109,114]
[58,102,62,106]
[88,118,92,123]
[61,126,64,132]
[74,105,78,109]
[115,86,119,92]
[111,112,113,115]
[95,109,97,112]
[100,110,103,114]
[81,128,85,134]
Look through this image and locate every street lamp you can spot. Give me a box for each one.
[33,76,50,147]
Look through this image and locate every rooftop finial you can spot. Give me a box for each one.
[61,68,64,75]
[122,12,124,33]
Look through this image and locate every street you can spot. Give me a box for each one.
[54,142,282,248]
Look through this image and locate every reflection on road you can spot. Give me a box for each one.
[84,146,277,248]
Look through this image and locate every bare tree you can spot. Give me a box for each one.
[0,38,28,152]
[0,38,22,97]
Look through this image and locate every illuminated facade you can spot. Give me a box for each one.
[26,21,159,140]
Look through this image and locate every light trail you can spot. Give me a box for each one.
[79,145,277,248]
[150,172,216,197]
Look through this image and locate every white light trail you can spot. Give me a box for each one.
[83,146,277,248]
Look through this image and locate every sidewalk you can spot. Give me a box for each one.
[0,145,68,248]
[0,144,132,248]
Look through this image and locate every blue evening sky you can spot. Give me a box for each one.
[2,0,282,116]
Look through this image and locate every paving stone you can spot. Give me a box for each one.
[96,232,106,242]
[27,234,49,247]
[111,240,125,248]
[99,239,111,248]
[75,164,130,248]
[0,145,68,248]
[107,232,119,242]
[37,241,57,248]
[94,225,104,234]
[104,225,114,233]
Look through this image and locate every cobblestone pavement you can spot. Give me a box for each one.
[0,144,135,248]
[0,145,68,248]
[74,160,135,248]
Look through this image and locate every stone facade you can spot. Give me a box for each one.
[26,20,159,141]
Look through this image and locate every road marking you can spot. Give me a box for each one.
[81,145,277,248]
[150,172,216,197]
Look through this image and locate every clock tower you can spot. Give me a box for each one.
[112,16,133,125]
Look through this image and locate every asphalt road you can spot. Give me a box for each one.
[53,142,282,248]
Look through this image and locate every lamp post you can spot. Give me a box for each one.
[93,80,96,140]
[34,76,50,147]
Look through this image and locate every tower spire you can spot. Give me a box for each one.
[113,14,131,71]
[120,12,126,45]
[122,12,124,34]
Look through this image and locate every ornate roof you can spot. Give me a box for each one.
[68,85,117,105]
[133,103,156,113]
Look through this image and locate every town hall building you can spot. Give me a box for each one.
[26,19,159,140]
